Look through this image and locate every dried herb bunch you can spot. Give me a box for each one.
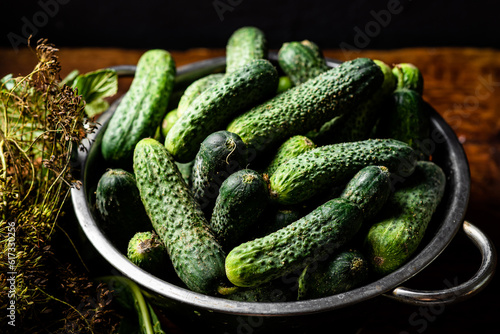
[0,39,117,332]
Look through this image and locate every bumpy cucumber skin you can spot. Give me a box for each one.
[177,73,224,116]
[127,231,167,274]
[264,135,316,177]
[270,138,417,205]
[277,40,329,86]
[297,249,369,300]
[101,49,175,167]
[364,161,446,275]
[393,63,424,94]
[313,60,396,144]
[190,130,248,216]
[165,59,278,162]
[133,138,226,294]
[95,168,152,250]
[380,89,430,157]
[226,58,384,154]
[210,169,269,250]
[226,26,267,74]
[340,165,392,221]
[225,198,363,288]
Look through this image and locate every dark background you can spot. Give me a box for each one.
[2,0,500,51]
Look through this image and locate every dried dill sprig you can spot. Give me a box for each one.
[0,38,113,332]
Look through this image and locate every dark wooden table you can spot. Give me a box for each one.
[1,47,498,334]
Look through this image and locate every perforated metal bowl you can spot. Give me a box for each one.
[71,55,496,333]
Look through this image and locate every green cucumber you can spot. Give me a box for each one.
[311,60,396,144]
[226,57,384,154]
[101,49,175,167]
[133,138,226,294]
[226,26,267,74]
[225,198,363,288]
[364,160,446,275]
[210,169,269,250]
[177,73,224,116]
[269,138,417,205]
[393,63,424,94]
[161,108,179,137]
[127,231,168,275]
[263,135,316,177]
[95,168,152,250]
[277,40,329,86]
[276,76,293,93]
[340,165,392,221]
[297,249,369,300]
[190,130,248,216]
[165,59,278,162]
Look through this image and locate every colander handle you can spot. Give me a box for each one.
[386,221,497,305]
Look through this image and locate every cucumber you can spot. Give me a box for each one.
[101,49,175,167]
[210,169,269,250]
[269,138,417,205]
[378,88,430,157]
[277,40,329,86]
[393,63,424,94]
[95,168,152,250]
[364,160,446,275]
[226,57,384,154]
[161,108,179,137]
[276,76,293,93]
[340,165,392,221]
[311,60,396,144]
[297,249,369,300]
[190,130,248,217]
[127,231,168,275]
[133,138,226,294]
[165,59,278,162]
[225,198,364,288]
[263,135,316,177]
[177,73,224,116]
[226,26,267,74]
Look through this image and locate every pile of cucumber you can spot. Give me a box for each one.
[93,26,446,301]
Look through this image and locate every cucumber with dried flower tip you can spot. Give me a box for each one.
[269,138,417,205]
[165,59,278,162]
[225,197,364,288]
[127,231,168,275]
[101,49,175,167]
[264,135,316,177]
[297,249,369,300]
[95,168,152,250]
[190,130,248,216]
[210,169,269,250]
[226,57,384,154]
[277,40,329,86]
[226,26,267,74]
[133,138,226,294]
[177,73,224,115]
[364,160,446,275]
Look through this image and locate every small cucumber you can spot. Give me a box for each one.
[133,138,226,294]
[95,168,152,250]
[297,249,369,300]
[263,135,316,177]
[177,73,224,116]
[101,49,175,167]
[190,130,248,217]
[161,108,179,137]
[226,57,384,154]
[393,63,424,94]
[269,138,417,205]
[276,76,293,93]
[225,198,363,288]
[277,40,329,86]
[210,169,269,250]
[364,160,446,275]
[340,165,392,221]
[165,59,278,162]
[226,26,268,74]
[127,231,168,275]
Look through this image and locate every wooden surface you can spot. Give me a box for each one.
[1,47,498,334]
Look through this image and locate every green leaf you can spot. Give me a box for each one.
[84,98,110,118]
[1,74,15,91]
[73,69,118,116]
